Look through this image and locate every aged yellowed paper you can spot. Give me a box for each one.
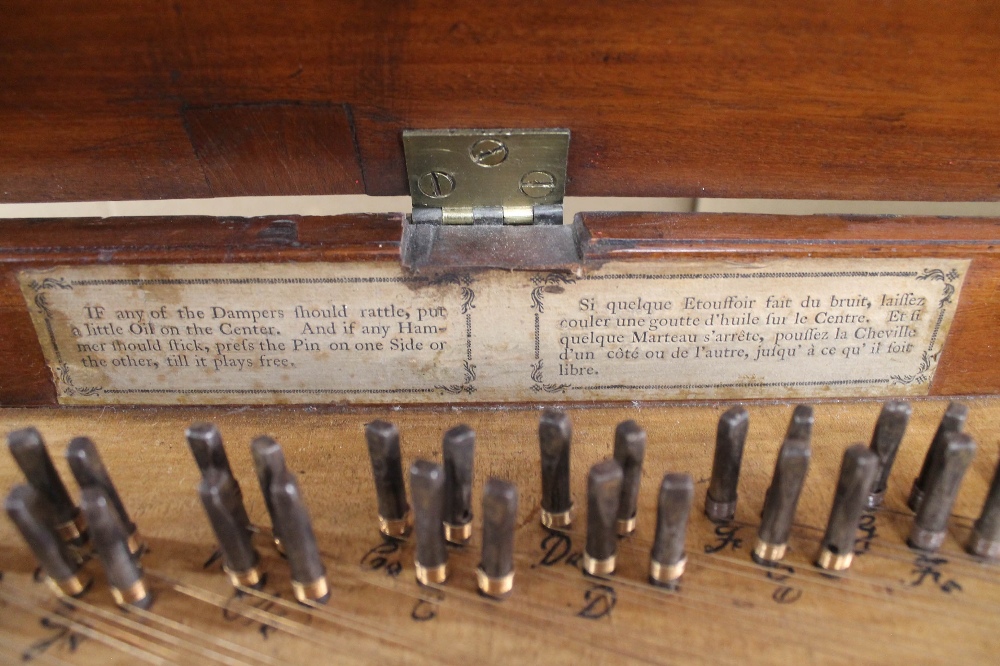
[20,259,968,404]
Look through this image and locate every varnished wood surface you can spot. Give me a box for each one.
[0,212,998,405]
[3,2,1000,202]
[0,400,998,664]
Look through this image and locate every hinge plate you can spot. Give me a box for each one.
[403,129,570,225]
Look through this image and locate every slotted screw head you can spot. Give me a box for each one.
[470,139,508,166]
[417,171,456,198]
[519,171,556,198]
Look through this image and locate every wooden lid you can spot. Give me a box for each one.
[3,2,998,202]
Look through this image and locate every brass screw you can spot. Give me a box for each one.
[470,139,508,167]
[417,171,455,198]
[519,171,556,198]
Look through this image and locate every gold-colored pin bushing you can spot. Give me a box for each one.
[378,512,413,539]
[616,515,637,536]
[273,537,285,556]
[541,505,574,530]
[582,553,616,576]
[292,575,330,604]
[126,532,143,557]
[55,512,88,544]
[476,568,514,598]
[816,548,853,571]
[753,540,787,563]
[415,561,448,586]
[111,579,151,608]
[224,565,263,589]
[45,574,89,598]
[444,521,472,545]
[649,556,686,586]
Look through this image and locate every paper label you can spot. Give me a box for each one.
[20,258,968,404]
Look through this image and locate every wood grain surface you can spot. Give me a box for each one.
[2,2,999,202]
[1,211,998,405]
[0,399,998,663]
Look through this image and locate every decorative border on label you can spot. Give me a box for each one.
[530,273,576,393]
[529,267,961,394]
[27,272,477,400]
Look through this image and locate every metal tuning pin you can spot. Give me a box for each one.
[199,468,263,590]
[186,422,236,477]
[613,420,646,536]
[251,435,287,554]
[442,424,475,545]
[271,467,330,604]
[66,437,142,556]
[583,459,623,576]
[785,404,814,443]
[816,445,879,571]
[539,408,573,530]
[81,486,153,609]
[908,431,975,552]
[410,460,448,585]
[8,427,87,545]
[968,457,1000,559]
[364,420,411,539]
[705,406,750,522]
[477,478,517,599]
[753,437,811,565]
[187,423,253,536]
[908,402,968,512]
[649,473,694,588]
[5,485,89,598]
[866,401,912,509]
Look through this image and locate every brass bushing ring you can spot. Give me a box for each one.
[541,505,574,530]
[582,553,616,576]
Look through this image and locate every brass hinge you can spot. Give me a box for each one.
[403,129,570,226]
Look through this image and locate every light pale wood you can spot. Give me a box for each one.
[0,400,998,663]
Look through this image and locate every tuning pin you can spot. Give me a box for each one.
[539,409,573,530]
[5,485,90,598]
[271,467,329,604]
[81,486,152,609]
[66,437,141,556]
[186,423,236,477]
[410,460,448,585]
[908,402,968,512]
[968,458,1000,559]
[816,445,879,571]
[909,432,975,552]
[477,478,517,599]
[785,405,814,443]
[649,473,694,588]
[198,468,263,590]
[8,428,87,545]
[364,420,411,539]
[251,436,287,554]
[583,459,623,577]
[613,420,646,536]
[753,437,811,565]
[187,423,252,534]
[705,406,749,522]
[866,401,911,509]
[442,425,475,545]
